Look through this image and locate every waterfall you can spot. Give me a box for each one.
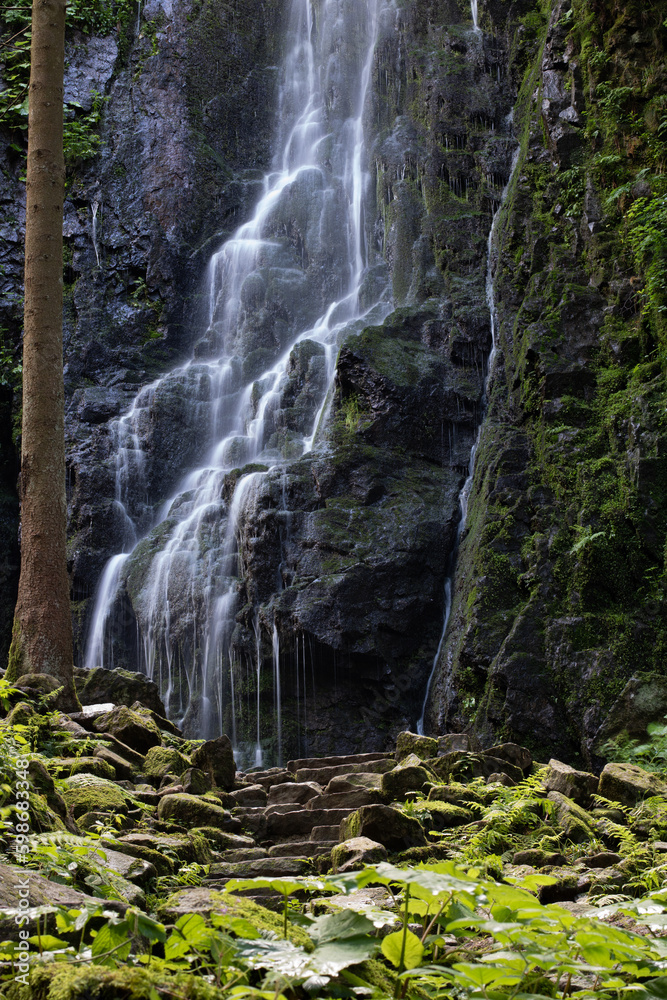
[417,146,521,735]
[84,0,389,752]
[471,0,479,31]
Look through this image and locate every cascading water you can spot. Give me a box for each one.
[417,144,521,736]
[84,0,390,754]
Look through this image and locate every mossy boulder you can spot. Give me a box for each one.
[61,774,134,819]
[101,837,174,876]
[94,746,138,781]
[340,804,427,851]
[547,791,596,844]
[599,763,667,808]
[143,745,191,781]
[157,792,239,830]
[191,735,236,790]
[0,861,127,943]
[156,889,313,950]
[630,797,667,839]
[380,760,433,801]
[485,743,533,774]
[69,757,117,780]
[114,830,212,865]
[331,836,388,872]
[28,759,70,825]
[395,731,438,762]
[422,801,474,830]
[4,701,36,726]
[130,701,182,737]
[426,751,523,784]
[29,791,66,833]
[92,705,161,755]
[191,828,256,851]
[183,767,211,795]
[427,783,483,805]
[76,665,166,715]
[23,962,232,1000]
[544,759,599,806]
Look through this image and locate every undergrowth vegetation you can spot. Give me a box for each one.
[4,851,667,999]
[4,710,667,999]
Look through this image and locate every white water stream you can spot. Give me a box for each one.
[85,0,389,751]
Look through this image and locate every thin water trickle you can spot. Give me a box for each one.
[84,0,390,752]
[417,146,520,736]
[273,624,282,766]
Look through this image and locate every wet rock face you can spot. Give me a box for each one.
[424,0,667,764]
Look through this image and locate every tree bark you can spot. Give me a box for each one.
[7,0,79,711]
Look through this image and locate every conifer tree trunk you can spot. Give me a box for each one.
[7,0,78,710]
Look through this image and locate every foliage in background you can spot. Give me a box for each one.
[602,715,667,773]
[0,0,137,155]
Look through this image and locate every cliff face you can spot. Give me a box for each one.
[424,0,667,766]
[1,0,665,762]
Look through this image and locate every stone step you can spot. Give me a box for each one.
[306,790,382,811]
[232,807,267,838]
[229,785,267,807]
[243,769,293,789]
[295,759,396,784]
[266,808,350,839]
[325,773,384,795]
[222,848,268,862]
[267,781,322,807]
[267,841,336,858]
[310,825,340,842]
[265,803,302,817]
[207,857,311,879]
[288,752,391,772]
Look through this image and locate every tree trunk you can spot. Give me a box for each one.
[7,0,79,711]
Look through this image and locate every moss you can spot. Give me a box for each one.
[61,776,132,819]
[416,801,475,827]
[6,617,23,683]
[29,791,65,833]
[157,791,231,828]
[157,890,313,950]
[102,838,174,876]
[143,745,191,780]
[23,961,234,1000]
[69,757,116,780]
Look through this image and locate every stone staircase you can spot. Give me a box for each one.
[203,751,396,899]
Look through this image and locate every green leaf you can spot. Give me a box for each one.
[133,910,166,943]
[308,910,375,946]
[310,936,379,975]
[234,937,311,977]
[28,935,70,951]
[164,913,212,960]
[211,914,260,939]
[381,929,424,970]
[91,920,131,965]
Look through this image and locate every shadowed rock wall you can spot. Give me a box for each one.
[424,0,667,767]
